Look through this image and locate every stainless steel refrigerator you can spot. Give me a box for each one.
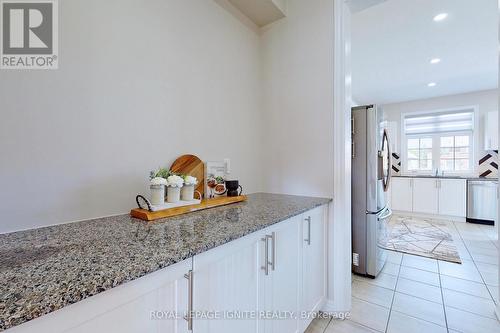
[351,105,392,278]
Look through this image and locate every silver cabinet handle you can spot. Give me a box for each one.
[183,270,193,331]
[270,232,276,271]
[261,235,271,275]
[304,216,311,245]
[262,233,276,274]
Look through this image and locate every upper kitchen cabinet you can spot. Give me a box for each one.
[484,111,498,151]
[226,0,287,27]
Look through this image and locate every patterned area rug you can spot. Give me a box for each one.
[380,215,462,264]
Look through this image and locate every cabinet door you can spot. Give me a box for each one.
[63,260,191,333]
[485,111,499,150]
[68,291,165,333]
[300,207,327,332]
[438,179,467,217]
[412,178,439,214]
[192,232,262,333]
[391,178,413,212]
[262,217,300,333]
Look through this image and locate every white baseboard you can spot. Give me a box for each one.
[313,297,327,313]
[321,299,351,315]
[392,210,466,222]
[321,300,336,313]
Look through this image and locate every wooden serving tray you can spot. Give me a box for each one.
[131,195,247,221]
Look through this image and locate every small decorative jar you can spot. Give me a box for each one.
[167,186,181,203]
[181,176,198,201]
[150,177,167,205]
[181,184,195,201]
[166,175,184,203]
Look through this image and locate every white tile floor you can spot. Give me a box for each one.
[306,220,500,333]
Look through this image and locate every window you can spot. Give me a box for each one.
[440,135,471,172]
[403,108,474,174]
[407,137,432,171]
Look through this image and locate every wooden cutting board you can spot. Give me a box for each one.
[131,195,247,221]
[170,154,205,198]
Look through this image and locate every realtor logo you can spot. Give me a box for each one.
[1,0,58,69]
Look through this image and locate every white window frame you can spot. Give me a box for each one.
[405,135,434,173]
[437,131,474,173]
[401,106,478,176]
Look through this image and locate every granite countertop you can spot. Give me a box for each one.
[393,175,498,181]
[0,193,331,331]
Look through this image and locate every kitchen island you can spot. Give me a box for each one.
[0,193,331,332]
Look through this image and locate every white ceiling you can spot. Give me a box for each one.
[351,0,498,105]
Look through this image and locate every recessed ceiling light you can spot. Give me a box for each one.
[433,13,448,22]
[428,82,437,87]
[430,58,441,64]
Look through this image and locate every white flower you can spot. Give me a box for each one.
[167,175,184,188]
[150,177,167,186]
[184,176,198,186]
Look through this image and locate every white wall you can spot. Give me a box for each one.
[260,0,335,198]
[259,0,340,312]
[382,89,499,175]
[0,0,264,233]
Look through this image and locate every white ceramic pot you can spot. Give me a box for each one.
[150,184,165,205]
[167,186,181,203]
[181,184,195,201]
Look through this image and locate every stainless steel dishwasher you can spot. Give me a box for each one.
[467,180,498,225]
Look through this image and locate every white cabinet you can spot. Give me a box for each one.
[68,283,186,333]
[391,177,467,218]
[192,232,262,333]
[192,209,326,333]
[261,216,301,333]
[193,213,314,333]
[66,261,190,333]
[9,259,191,333]
[300,207,327,332]
[10,205,328,333]
[438,179,467,217]
[412,178,439,214]
[485,111,498,151]
[391,177,413,212]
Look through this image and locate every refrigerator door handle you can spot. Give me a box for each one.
[382,129,392,192]
[386,138,392,190]
[367,207,386,215]
[378,207,393,221]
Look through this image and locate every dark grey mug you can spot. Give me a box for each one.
[225,180,243,197]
